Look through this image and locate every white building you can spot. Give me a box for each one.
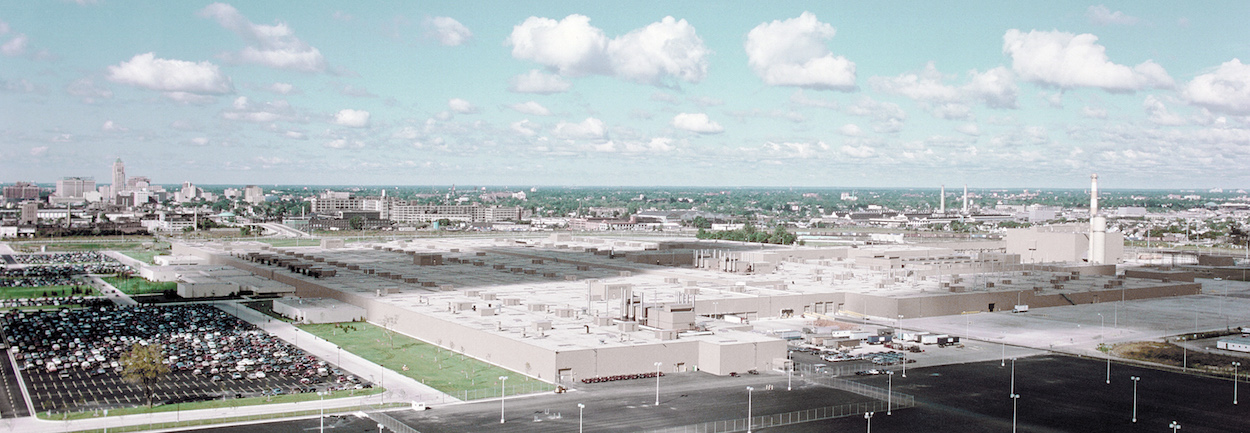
[1216,336,1250,353]
[272,297,366,324]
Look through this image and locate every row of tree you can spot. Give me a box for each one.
[695,224,798,245]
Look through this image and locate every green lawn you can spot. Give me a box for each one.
[299,322,551,398]
[119,250,168,264]
[0,284,96,299]
[102,277,177,295]
[40,387,383,421]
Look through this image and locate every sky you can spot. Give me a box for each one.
[1,1,1249,189]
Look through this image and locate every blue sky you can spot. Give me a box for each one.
[2,1,1249,189]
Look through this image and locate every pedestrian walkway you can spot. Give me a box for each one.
[89,275,138,306]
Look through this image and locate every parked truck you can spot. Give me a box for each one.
[920,334,948,345]
[1012,305,1029,313]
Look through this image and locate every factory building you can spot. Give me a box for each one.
[172,233,1198,384]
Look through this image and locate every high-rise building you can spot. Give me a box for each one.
[2,182,41,201]
[243,185,265,205]
[112,158,126,194]
[55,177,95,198]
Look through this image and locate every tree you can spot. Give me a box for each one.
[691,216,711,229]
[349,216,364,230]
[120,343,169,408]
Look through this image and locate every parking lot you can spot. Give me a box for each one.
[23,363,335,413]
[1,305,370,413]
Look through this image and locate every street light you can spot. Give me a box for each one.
[499,376,509,423]
[746,386,754,433]
[1170,421,1181,433]
[577,403,585,433]
[654,362,662,406]
[1131,376,1140,423]
[785,360,795,390]
[1010,358,1016,395]
[318,390,328,433]
[1106,356,1111,385]
[1234,361,1241,405]
[864,411,873,433]
[887,371,894,415]
[1010,393,1020,433]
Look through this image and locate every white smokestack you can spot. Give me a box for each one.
[962,184,968,213]
[940,185,946,213]
[1089,174,1106,264]
[1090,174,1099,216]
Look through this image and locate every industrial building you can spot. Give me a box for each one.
[171,230,1200,385]
[272,297,366,324]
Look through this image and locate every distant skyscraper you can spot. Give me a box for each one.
[55,177,95,198]
[112,158,127,197]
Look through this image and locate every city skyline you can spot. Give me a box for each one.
[2,1,1249,188]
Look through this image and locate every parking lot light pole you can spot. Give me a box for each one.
[1010,358,1016,395]
[577,403,585,433]
[787,362,792,391]
[1131,376,1140,422]
[1170,421,1180,433]
[654,361,662,406]
[1010,393,1020,433]
[499,376,509,423]
[887,371,893,415]
[1234,362,1241,405]
[318,391,328,433]
[745,386,754,433]
[864,411,873,433]
[1106,356,1111,385]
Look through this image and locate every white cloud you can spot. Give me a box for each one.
[324,139,365,149]
[164,91,218,105]
[1081,106,1108,119]
[1003,29,1173,91]
[1086,5,1140,26]
[1,78,37,93]
[790,90,839,109]
[671,113,724,134]
[745,12,856,91]
[553,117,607,140]
[1143,95,1186,125]
[1039,91,1064,108]
[870,63,1018,110]
[764,141,830,158]
[333,109,370,127]
[0,20,8,34]
[840,144,875,158]
[838,124,861,136]
[964,67,1018,109]
[448,98,478,114]
[29,146,48,156]
[106,53,234,94]
[845,97,907,133]
[101,120,127,132]
[65,78,112,103]
[956,123,981,136]
[268,82,296,94]
[508,15,708,86]
[198,3,326,72]
[425,16,472,46]
[508,101,551,116]
[1183,59,1250,115]
[222,97,294,122]
[190,137,210,146]
[283,131,306,140]
[511,119,538,136]
[869,62,960,103]
[509,69,572,94]
[1,34,27,57]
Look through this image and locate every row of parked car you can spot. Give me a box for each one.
[2,306,357,390]
[580,371,665,383]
